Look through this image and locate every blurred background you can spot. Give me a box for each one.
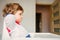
[36,0,60,35]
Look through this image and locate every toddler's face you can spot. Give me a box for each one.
[15,10,23,23]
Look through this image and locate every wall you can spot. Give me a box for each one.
[36,0,55,5]
[0,0,35,40]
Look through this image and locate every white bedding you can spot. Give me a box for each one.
[11,33,60,40]
[11,38,60,40]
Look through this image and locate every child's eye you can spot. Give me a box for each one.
[19,13,22,15]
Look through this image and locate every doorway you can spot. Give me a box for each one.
[36,13,42,32]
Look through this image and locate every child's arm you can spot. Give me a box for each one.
[4,14,16,30]
[3,14,16,37]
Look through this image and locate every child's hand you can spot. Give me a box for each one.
[26,34,31,38]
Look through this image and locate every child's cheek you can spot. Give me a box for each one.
[16,19,20,24]
[16,17,21,22]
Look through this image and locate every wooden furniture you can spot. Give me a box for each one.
[51,0,60,35]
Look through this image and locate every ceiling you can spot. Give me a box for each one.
[36,0,55,5]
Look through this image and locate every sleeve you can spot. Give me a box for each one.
[4,14,16,31]
[2,21,11,40]
[2,14,16,40]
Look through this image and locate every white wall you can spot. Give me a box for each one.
[0,0,35,40]
[36,0,55,4]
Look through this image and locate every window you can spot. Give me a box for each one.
[54,19,60,24]
[53,11,59,17]
[53,3,58,10]
[54,28,60,32]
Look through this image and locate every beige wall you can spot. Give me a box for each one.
[36,0,55,4]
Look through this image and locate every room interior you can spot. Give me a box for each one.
[0,0,60,40]
[36,0,60,35]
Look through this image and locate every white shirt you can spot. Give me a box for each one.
[2,14,28,40]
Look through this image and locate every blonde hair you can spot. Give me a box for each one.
[3,3,24,17]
